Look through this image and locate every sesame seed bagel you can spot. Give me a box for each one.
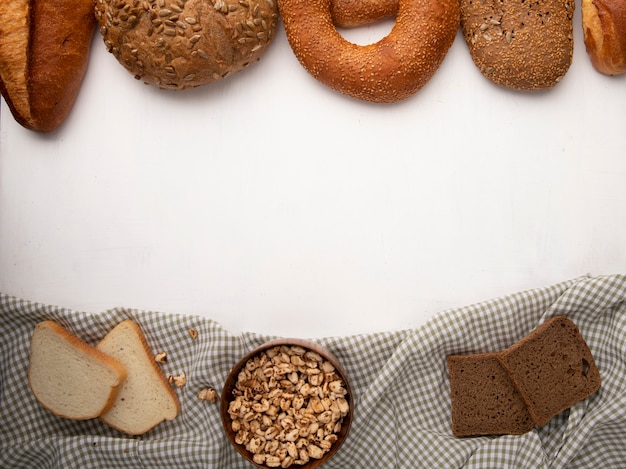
[95,0,279,90]
[278,0,459,103]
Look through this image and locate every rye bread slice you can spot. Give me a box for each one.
[447,352,535,437]
[498,316,601,426]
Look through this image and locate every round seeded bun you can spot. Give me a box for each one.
[95,0,278,90]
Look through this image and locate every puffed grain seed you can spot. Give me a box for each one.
[198,387,218,403]
[169,371,187,387]
[227,345,348,467]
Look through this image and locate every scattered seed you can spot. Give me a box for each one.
[198,387,219,403]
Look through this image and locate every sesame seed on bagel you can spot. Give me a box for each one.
[278,0,460,103]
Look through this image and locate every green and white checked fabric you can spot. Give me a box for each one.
[1,274,625,468]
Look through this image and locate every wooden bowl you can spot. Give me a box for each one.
[221,338,353,468]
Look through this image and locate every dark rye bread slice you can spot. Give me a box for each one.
[459,0,575,90]
[447,353,535,436]
[498,316,601,426]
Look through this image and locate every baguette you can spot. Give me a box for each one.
[28,321,127,420]
[583,0,626,75]
[0,0,96,132]
[97,320,180,435]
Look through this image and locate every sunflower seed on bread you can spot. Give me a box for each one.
[460,0,575,90]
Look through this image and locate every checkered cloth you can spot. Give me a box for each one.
[1,274,625,468]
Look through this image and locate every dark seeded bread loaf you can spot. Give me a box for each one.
[94,0,279,90]
[447,352,535,437]
[459,0,575,90]
[498,316,601,426]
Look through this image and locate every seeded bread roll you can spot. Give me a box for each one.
[460,0,575,90]
[95,0,278,90]
[0,0,96,132]
[583,0,626,75]
[498,316,601,426]
[447,353,535,437]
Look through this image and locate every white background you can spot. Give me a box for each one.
[1,7,625,339]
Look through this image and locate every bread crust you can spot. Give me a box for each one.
[94,0,279,90]
[28,321,128,420]
[0,0,95,132]
[278,0,459,103]
[460,0,575,90]
[583,0,626,75]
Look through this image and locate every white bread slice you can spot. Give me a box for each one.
[28,321,128,420]
[97,320,180,435]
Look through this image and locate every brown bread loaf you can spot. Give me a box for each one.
[447,352,535,437]
[94,0,279,90]
[0,0,96,132]
[498,316,601,426]
[459,0,575,90]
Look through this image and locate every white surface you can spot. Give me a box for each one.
[1,10,625,339]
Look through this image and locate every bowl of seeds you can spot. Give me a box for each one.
[221,338,353,468]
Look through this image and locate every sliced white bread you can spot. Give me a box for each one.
[96,320,180,435]
[28,320,128,420]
